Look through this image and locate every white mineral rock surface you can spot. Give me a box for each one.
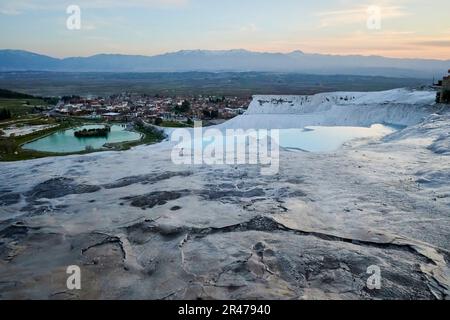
[0,89,449,300]
[1,124,58,137]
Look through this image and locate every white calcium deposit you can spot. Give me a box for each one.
[0,89,449,300]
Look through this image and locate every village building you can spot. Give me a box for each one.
[436,69,450,103]
[102,112,122,121]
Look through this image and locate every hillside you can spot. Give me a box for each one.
[220,89,437,129]
[0,49,449,78]
[0,88,35,99]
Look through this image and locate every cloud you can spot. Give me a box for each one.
[317,5,409,28]
[81,23,97,31]
[0,0,188,15]
[240,23,258,33]
[412,40,450,47]
[0,8,20,15]
[84,0,189,9]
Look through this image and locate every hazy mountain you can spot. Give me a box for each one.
[0,50,60,70]
[0,49,448,78]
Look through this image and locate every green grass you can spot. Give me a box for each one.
[159,120,193,128]
[0,117,56,128]
[0,98,49,118]
[106,130,163,151]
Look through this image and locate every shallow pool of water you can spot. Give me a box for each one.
[23,124,142,153]
[175,124,400,153]
[278,124,398,152]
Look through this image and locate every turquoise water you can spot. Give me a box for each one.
[278,124,399,152]
[23,124,142,153]
[178,124,399,153]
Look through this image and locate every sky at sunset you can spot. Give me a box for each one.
[0,0,449,60]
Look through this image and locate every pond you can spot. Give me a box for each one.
[277,124,399,152]
[23,124,142,153]
[174,124,400,153]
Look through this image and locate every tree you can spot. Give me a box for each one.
[0,138,17,154]
[202,109,219,119]
[0,108,12,120]
[442,90,450,103]
[174,100,191,114]
[211,110,219,119]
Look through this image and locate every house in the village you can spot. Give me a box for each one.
[436,69,450,103]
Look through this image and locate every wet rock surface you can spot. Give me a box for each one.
[103,171,193,189]
[0,193,21,206]
[25,177,101,200]
[123,190,192,210]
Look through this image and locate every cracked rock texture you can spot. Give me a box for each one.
[1,106,450,300]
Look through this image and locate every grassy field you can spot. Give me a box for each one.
[159,120,193,128]
[0,98,48,118]
[0,116,55,129]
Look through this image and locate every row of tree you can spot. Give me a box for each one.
[172,100,221,119]
[0,108,12,120]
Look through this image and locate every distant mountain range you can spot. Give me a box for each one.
[0,49,448,78]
